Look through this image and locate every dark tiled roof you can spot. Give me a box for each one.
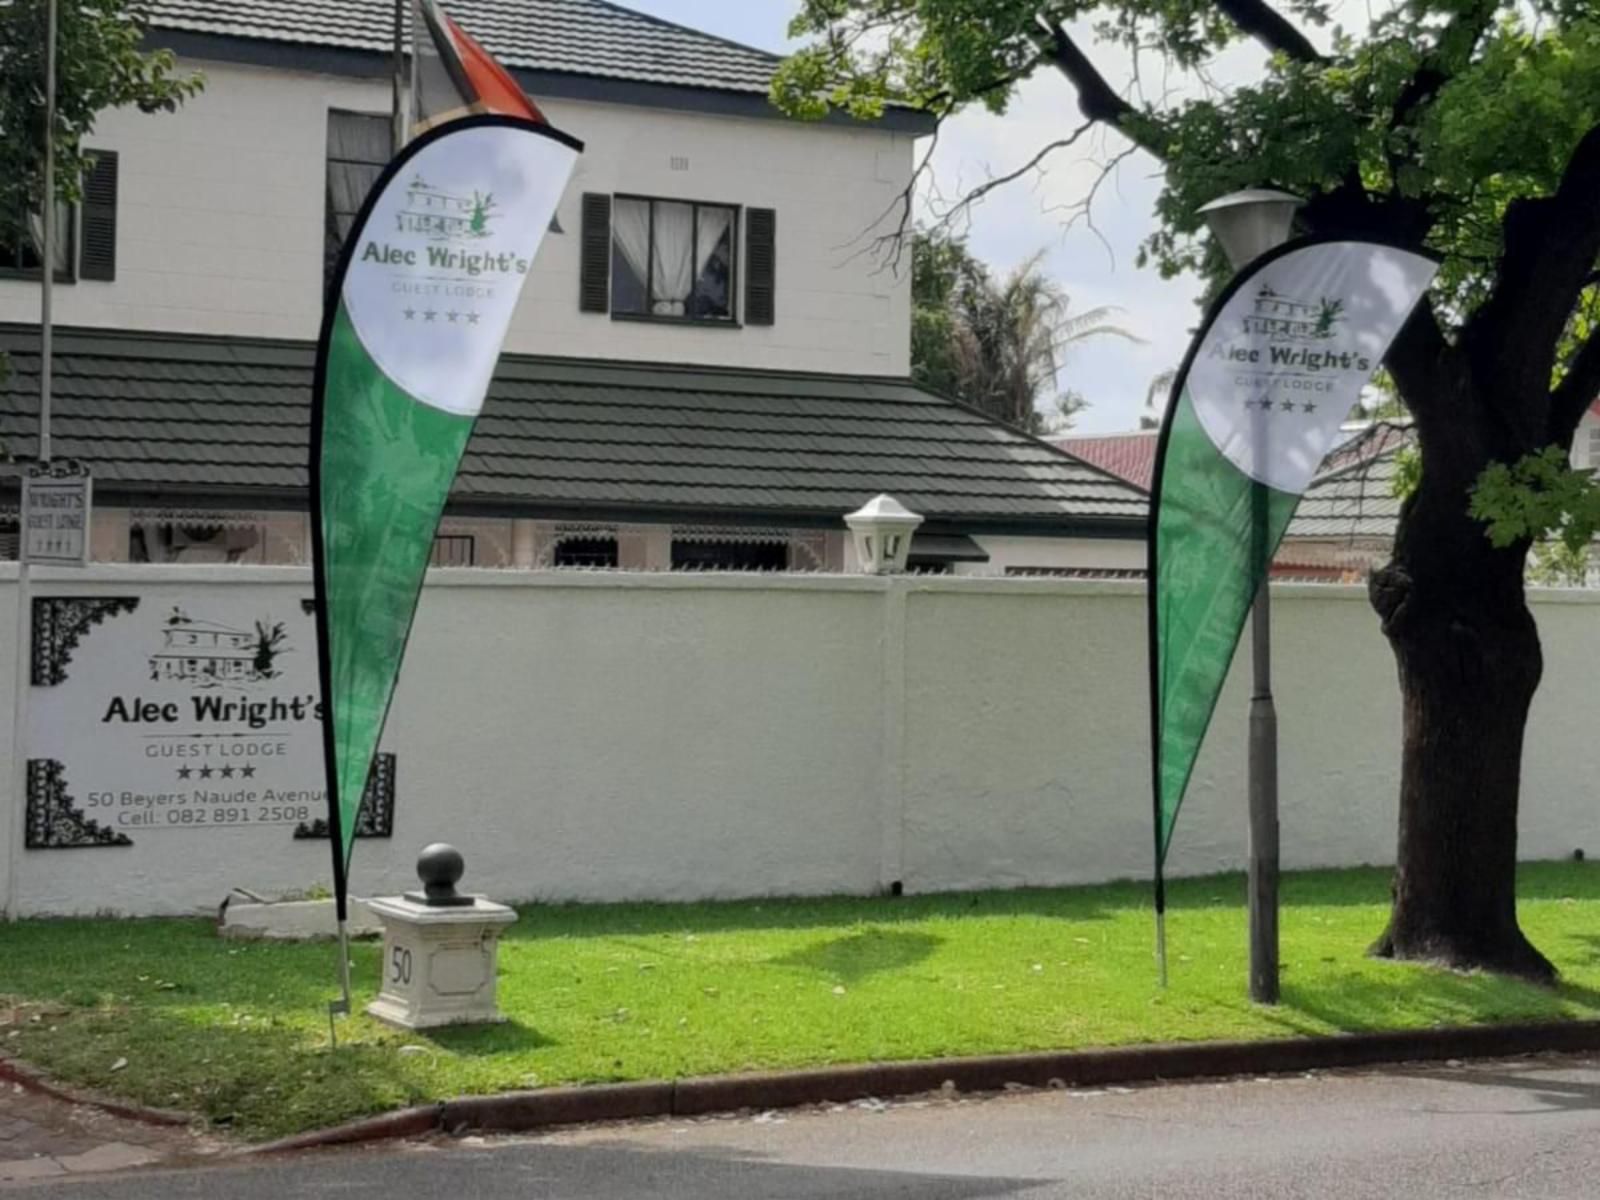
[0,326,1148,529]
[142,0,781,96]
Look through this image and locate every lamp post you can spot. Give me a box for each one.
[1196,187,1302,1005]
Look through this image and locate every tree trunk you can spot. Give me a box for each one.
[1367,383,1555,983]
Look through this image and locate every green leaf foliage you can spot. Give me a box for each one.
[1470,446,1600,551]
[910,227,1135,432]
[0,0,203,231]
[0,0,203,400]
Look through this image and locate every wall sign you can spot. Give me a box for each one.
[23,461,92,567]
[26,593,395,849]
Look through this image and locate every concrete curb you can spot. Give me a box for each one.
[0,1053,194,1128]
[246,1018,1600,1154]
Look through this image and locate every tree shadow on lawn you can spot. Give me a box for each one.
[769,929,943,986]
[1252,965,1600,1040]
[1554,934,1600,968]
[506,888,1125,942]
[498,861,1600,943]
[500,874,1300,946]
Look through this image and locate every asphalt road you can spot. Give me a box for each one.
[16,1055,1600,1198]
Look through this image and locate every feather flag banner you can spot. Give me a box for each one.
[311,19,580,923]
[1147,237,1437,927]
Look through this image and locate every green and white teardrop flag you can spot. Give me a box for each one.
[311,113,580,920]
[1147,237,1437,930]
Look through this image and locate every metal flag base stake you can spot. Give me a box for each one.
[328,919,353,1047]
[1155,908,1168,990]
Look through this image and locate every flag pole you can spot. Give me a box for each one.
[1155,884,1168,989]
[391,0,406,151]
[1195,189,1301,1007]
[41,0,56,465]
[1146,362,1176,990]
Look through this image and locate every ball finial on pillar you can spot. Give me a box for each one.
[411,843,472,907]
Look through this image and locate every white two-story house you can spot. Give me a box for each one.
[0,0,1146,574]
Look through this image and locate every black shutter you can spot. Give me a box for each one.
[745,207,775,326]
[80,150,119,281]
[579,192,611,313]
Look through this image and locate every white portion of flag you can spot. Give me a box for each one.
[342,123,577,416]
[1187,242,1437,494]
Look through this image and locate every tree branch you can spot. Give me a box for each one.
[1466,124,1600,417]
[1391,1,1497,122]
[1383,293,1454,415]
[1384,0,1498,189]
[1213,0,1322,63]
[1035,19,1167,161]
[1550,325,1600,443]
[929,121,1096,230]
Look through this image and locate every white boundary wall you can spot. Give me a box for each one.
[2,565,1596,917]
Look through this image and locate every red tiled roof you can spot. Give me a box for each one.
[1050,432,1158,492]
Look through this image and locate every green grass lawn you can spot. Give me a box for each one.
[4,863,1600,1141]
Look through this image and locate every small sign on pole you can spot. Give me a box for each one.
[22,461,92,567]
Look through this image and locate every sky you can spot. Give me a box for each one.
[613,0,1287,434]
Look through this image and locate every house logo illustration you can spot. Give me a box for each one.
[149,607,290,687]
[1241,286,1345,345]
[395,175,498,241]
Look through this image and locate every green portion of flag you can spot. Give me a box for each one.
[1152,388,1298,863]
[318,303,475,867]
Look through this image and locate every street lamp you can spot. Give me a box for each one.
[1199,187,1303,1006]
[1196,189,1302,272]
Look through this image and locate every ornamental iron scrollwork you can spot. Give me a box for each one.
[293,753,396,841]
[32,597,140,686]
[26,759,133,849]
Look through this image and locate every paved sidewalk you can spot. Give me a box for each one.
[0,1080,215,1185]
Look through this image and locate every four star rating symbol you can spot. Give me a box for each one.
[1241,396,1318,414]
[403,307,483,325]
[176,762,258,782]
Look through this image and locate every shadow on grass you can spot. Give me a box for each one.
[1252,963,1600,1040]
[497,861,1600,943]
[426,1017,558,1056]
[770,930,942,986]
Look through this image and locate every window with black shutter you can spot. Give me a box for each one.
[79,151,118,281]
[0,164,85,283]
[744,207,775,326]
[579,192,612,312]
[583,193,755,326]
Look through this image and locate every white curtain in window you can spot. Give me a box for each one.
[650,201,695,315]
[26,203,70,274]
[696,207,732,276]
[612,197,652,297]
[695,206,733,309]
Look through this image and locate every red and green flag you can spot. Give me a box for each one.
[1147,238,1437,916]
[414,0,545,129]
[311,8,580,919]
